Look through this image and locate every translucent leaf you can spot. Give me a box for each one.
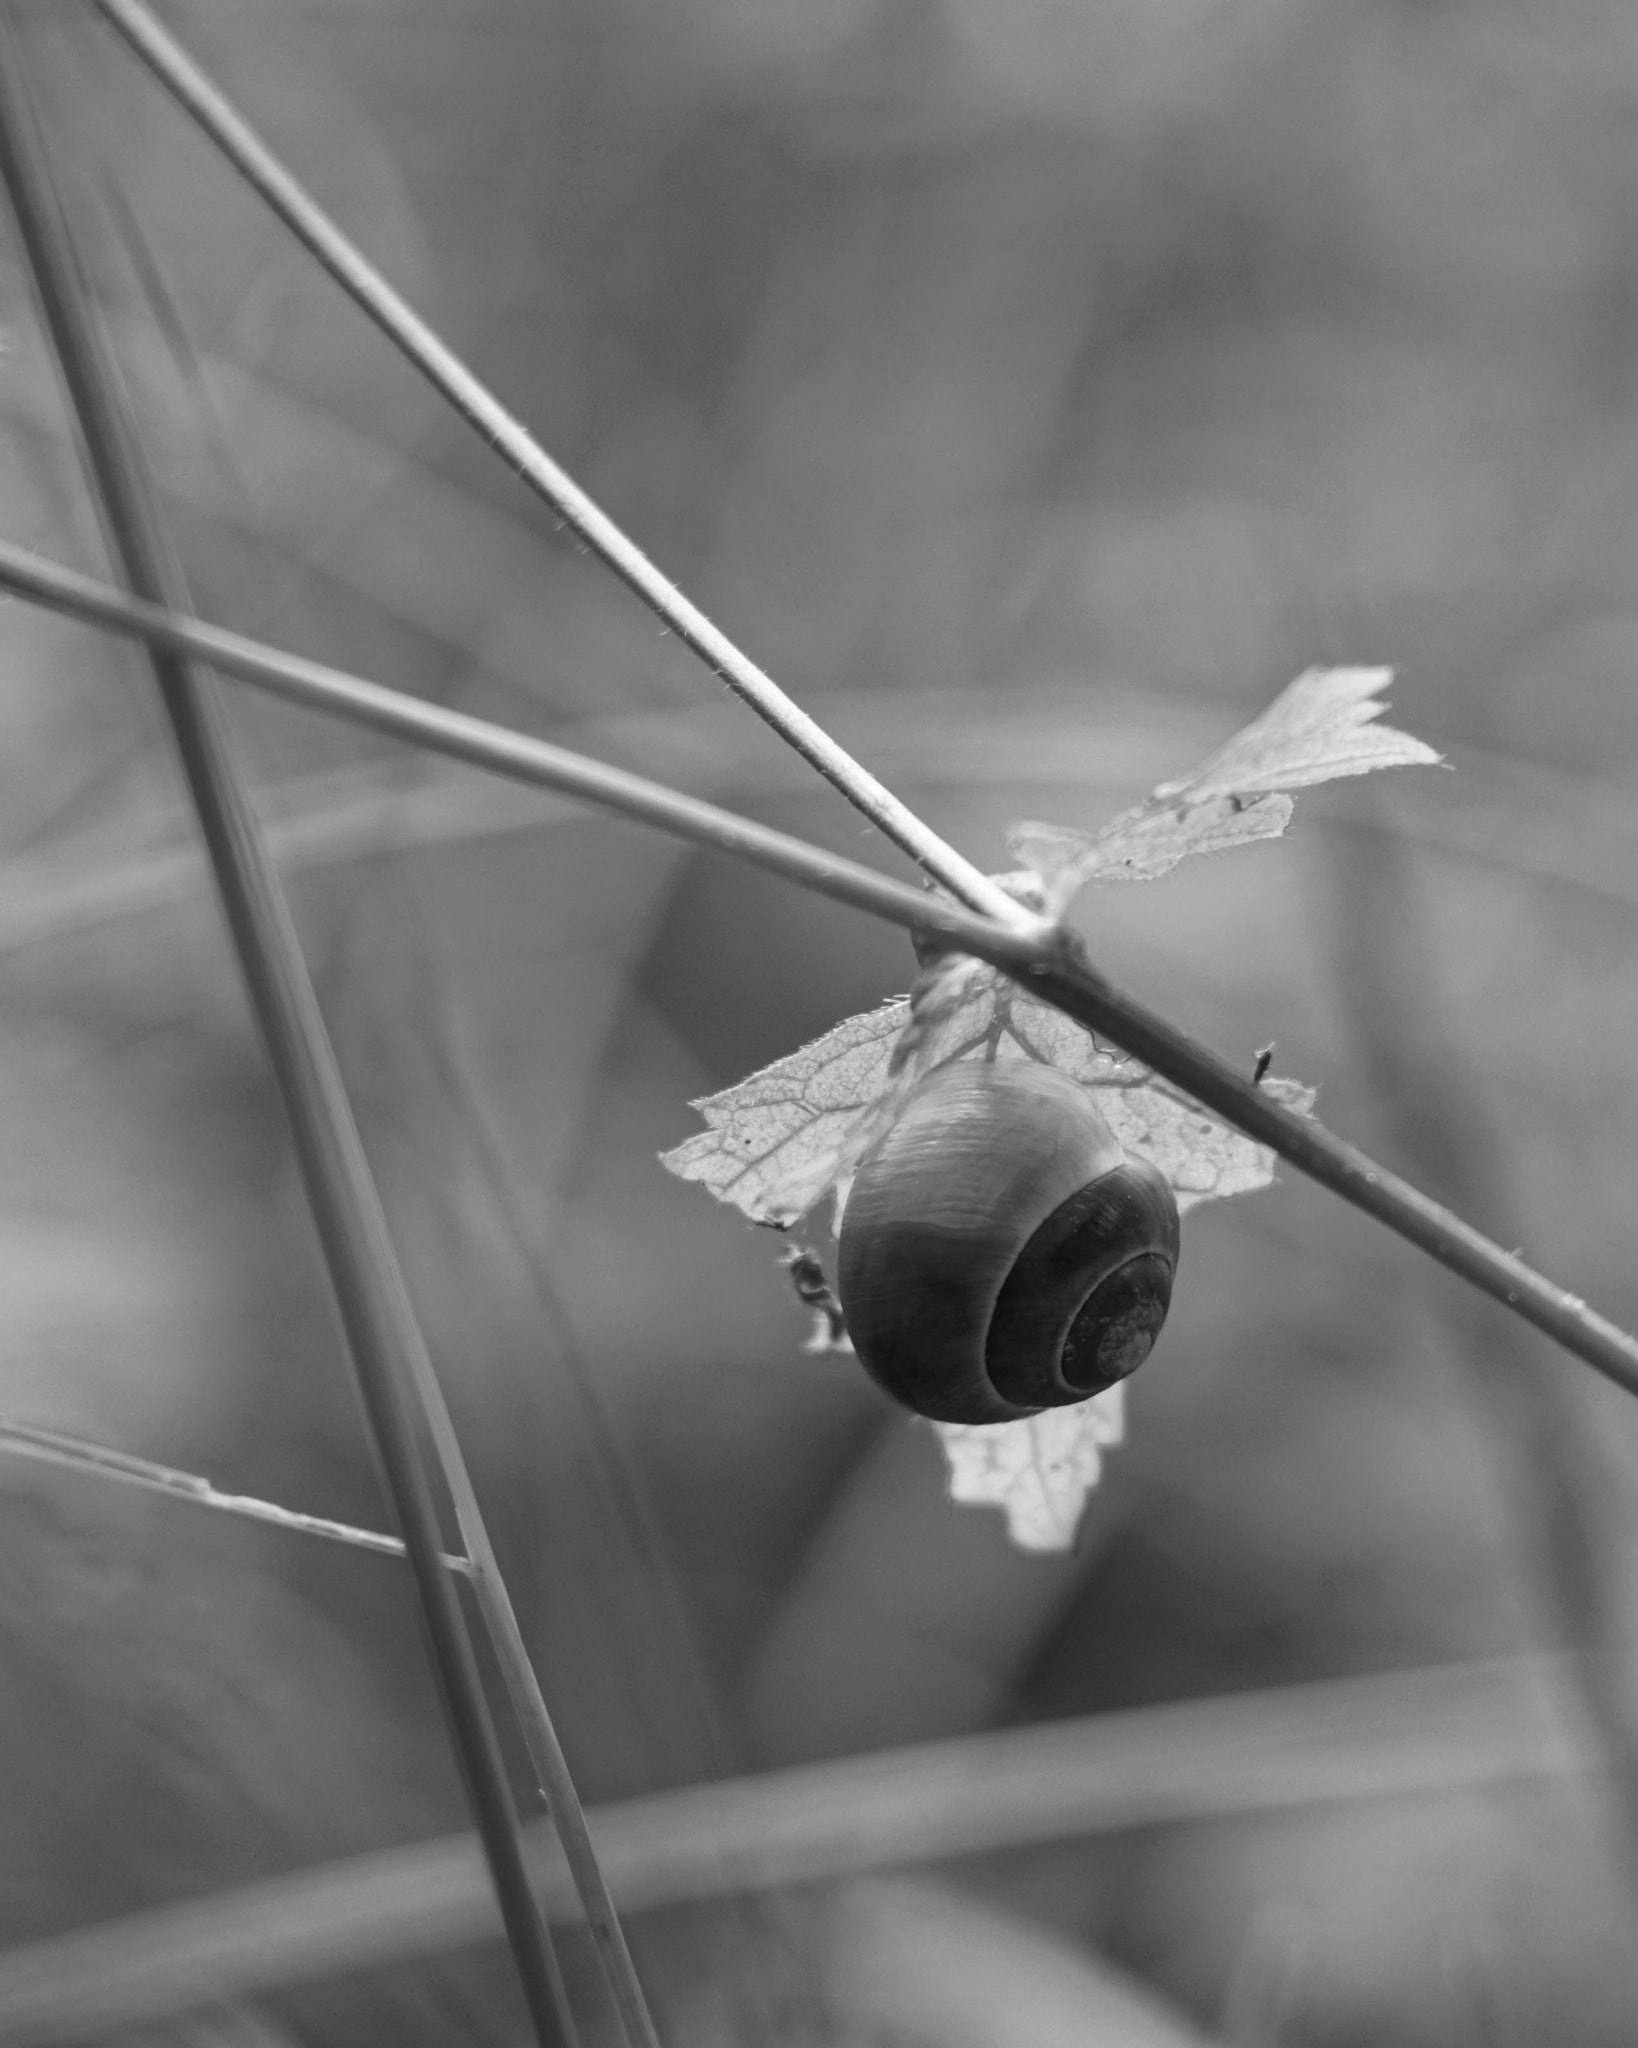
[662,980,1308,1552]
[663,956,1313,1240]
[1009,792,1295,895]
[661,969,1313,1552]
[935,1388,1127,1552]
[660,951,1021,1230]
[1154,665,1443,799]
[888,968,1314,1214]
[1001,987,1316,1213]
[1008,666,1440,909]
[660,664,1434,1552]
[660,1000,910,1227]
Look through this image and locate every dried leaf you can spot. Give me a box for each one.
[660,1001,909,1227]
[664,951,1313,1249]
[1155,665,1443,799]
[661,972,1312,1555]
[1009,667,1439,909]
[1001,988,1315,1212]
[1009,792,1295,896]
[663,977,1307,1549]
[935,1388,1126,1552]
[661,665,1432,1552]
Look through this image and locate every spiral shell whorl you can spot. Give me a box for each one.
[836,1060,1178,1425]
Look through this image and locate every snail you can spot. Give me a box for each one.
[836,1060,1180,1425]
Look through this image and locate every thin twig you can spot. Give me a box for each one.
[0,1653,1588,2044]
[0,1418,472,1572]
[0,29,578,2047]
[90,0,1030,934]
[0,535,1041,941]
[4,538,1637,1402]
[11,702,1638,965]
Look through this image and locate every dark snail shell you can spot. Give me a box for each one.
[836,1061,1180,1425]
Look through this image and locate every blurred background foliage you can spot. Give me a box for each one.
[5,0,1638,2041]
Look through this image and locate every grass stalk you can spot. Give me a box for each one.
[0,25,592,2047]
[0,1419,471,1570]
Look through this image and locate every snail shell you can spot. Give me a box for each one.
[836,1061,1180,1425]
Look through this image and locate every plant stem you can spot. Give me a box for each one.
[0,1419,470,1570]
[0,536,1012,935]
[90,0,1031,935]
[3,532,1636,1401]
[0,27,583,2047]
